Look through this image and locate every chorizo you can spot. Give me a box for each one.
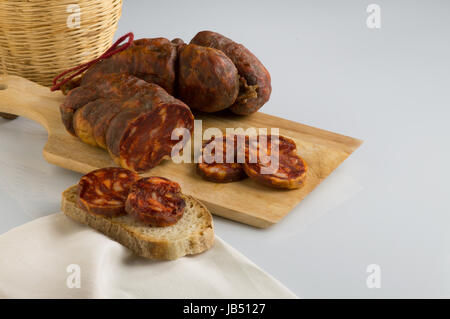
[60,85,99,136]
[72,82,164,149]
[177,44,239,112]
[77,167,140,216]
[191,31,272,115]
[197,135,247,183]
[81,38,177,95]
[60,73,148,136]
[63,73,194,173]
[73,98,117,147]
[244,135,307,189]
[171,38,185,48]
[105,83,194,172]
[125,177,186,227]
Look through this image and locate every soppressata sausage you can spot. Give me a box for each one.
[171,37,185,48]
[61,73,150,136]
[125,177,186,227]
[58,32,275,173]
[64,73,194,172]
[61,33,271,115]
[72,77,177,149]
[244,135,307,189]
[105,83,194,172]
[77,167,140,216]
[190,31,272,115]
[177,44,239,112]
[197,135,247,182]
[73,98,120,147]
[80,38,178,95]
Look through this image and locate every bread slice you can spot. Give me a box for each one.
[61,185,214,260]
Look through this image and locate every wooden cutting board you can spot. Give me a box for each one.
[0,75,362,228]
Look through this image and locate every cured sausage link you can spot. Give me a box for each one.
[64,73,194,173]
[61,73,149,136]
[177,44,239,112]
[72,74,189,150]
[190,31,272,115]
[105,82,194,173]
[81,38,177,95]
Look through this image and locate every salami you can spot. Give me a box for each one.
[177,44,239,112]
[81,38,178,95]
[60,85,99,136]
[61,73,148,136]
[197,135,247,183]
[125,177,186,227]
[57,31,276,174]
[62,73,194,172]
[77,167,140,216]
[73,98,117,147]
[244,135,307,189]
[105,84,194,172]
[190,31,272,115]
[171,37,185,48]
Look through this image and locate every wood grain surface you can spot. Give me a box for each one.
[0,75,362,228]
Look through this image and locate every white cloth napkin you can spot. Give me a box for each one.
[0,213,297,299]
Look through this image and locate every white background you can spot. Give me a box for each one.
[1,0,449,298]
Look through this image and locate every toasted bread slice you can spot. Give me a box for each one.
[61,186,214,260]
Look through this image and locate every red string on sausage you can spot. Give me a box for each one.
[50,32,135,92]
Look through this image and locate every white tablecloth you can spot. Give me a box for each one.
[0,213,297,299]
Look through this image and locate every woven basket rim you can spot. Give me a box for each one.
[0,0,123,87]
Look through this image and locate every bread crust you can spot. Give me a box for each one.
[62,186,214,260]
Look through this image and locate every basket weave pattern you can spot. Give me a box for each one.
[0,0,122,87]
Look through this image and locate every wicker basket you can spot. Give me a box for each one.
[0,0,122,87]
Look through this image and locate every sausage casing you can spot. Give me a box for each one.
[191,31,272,115]
[177,43,239,112]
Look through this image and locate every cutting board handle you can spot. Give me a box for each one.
[0,112,18,120]
[0,81,17,119]
[0,75,61,132]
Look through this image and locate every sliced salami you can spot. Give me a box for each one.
[105,90,194,172]
[77,167,140,216]
[244,135,307,189]
[61,73,150,136]
[125,177,186,227]
[197,135,247,183]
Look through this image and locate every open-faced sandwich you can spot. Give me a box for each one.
[62,167,214,260]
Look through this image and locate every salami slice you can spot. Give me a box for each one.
[77,167,140,216]
[244,135,307,189]
[125,177,186,227]
[191,31,272,115]
[197,135,247,183]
